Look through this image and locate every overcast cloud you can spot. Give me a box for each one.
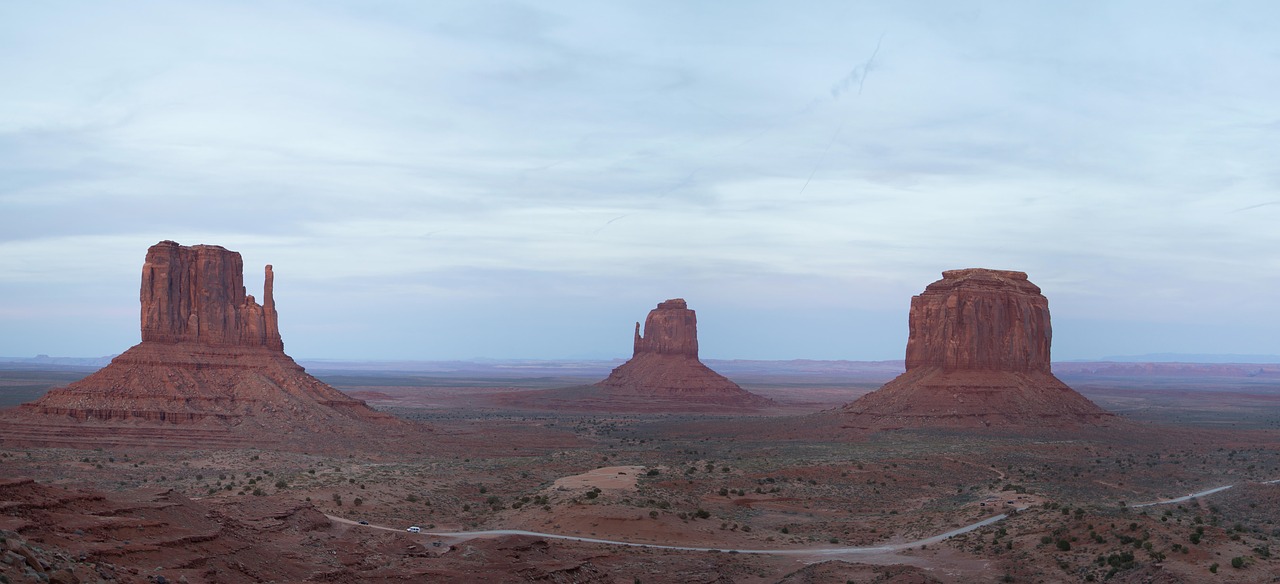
[2,1,1279,361]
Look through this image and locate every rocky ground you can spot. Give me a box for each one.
[4,400,1280,582]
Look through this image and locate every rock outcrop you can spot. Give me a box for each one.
[631,298,699,357]
[140,241,284,349]
[842,269,1112,429]
[904,269,1050,373]
[595,299,774,409]
[1,241,403,449]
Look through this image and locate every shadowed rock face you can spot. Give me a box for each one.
[4,241,403,449]
[843,269,1111,429]
[597,299,773,408]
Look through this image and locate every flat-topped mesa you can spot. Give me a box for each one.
[632,298,699,358]
[140,240,284,350]
[904,268,1051,374]
[841,268,1112,429]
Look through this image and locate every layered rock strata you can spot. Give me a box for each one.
[4,241,399,448]
[843,269,1111,429]
[597,299,773,407]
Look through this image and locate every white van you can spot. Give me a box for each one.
[407,526,422,533]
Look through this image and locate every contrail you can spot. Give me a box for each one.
[801,33,885,197]
[798,116,849,198]
[829,32,885,100]
[1230,201,1280,213]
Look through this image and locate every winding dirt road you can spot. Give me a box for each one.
[327,478,1277,558]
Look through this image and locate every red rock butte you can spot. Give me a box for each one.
[596,299,774,408]
[842,269,1112,429]
[0,241,404,449]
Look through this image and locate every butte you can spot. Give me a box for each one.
[497,299,774,412]
[841,268,1113,429]
[0,241,406,449]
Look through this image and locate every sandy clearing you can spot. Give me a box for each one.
[552,465,646,491]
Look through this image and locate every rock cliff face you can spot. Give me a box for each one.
[140,241,283,349]
[4,241,403,449]
[596,299,773,409]
[904,269,1051,373]
[843,269,1111,429]
[632,299,699,357]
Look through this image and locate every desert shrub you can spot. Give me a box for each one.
[275,480,287,489]
[584,491,598,499]
[646,469,659,476]
[353,497,363,507]
[1056,539,1071,551]
[1209,563,1219,573]
[1231,556,1244,569]
[694,509,710,519]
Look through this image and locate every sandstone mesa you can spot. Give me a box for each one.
[596,298,774,408]
[842,268,1112,429]
[2,241,402,449]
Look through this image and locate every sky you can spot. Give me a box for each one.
[2,1,1279,362]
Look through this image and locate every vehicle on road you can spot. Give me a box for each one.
[358,520,369,525]
[407,526,421,533]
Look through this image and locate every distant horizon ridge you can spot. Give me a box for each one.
[4,352,1280,367]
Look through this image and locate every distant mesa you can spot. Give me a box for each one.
[841,268,1113,429]
[493,298,774,412]
[1,240,404,449]
[595,298,774,408]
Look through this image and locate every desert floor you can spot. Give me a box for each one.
[2,362,1279,583]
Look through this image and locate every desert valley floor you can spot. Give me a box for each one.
[2,360,1279,583]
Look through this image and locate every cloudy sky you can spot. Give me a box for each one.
[2,1,1278,361]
